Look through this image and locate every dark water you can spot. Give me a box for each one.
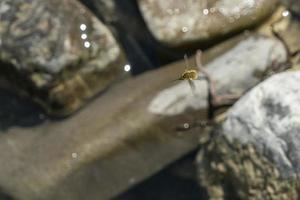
[114,152,208,200]
[0,89,45,131]
[81,0,192,75]
[0,192,13,200]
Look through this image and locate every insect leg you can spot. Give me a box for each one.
[188,79,196,96]
[184,54,190,70]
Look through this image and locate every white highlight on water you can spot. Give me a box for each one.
[80,24,87,31]
[282,10,290,17]
[72,153,78,159]
[124,64,131,72]
[84,41,91,48]
[203,8,209,15]
[182,26,189,33]
[81,33,87,40]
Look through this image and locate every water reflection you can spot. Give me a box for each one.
[80,23,87,31]
[72,152,78,159]
[203,8,209,15]
[166,8,181,15]
[81,33,87,40]
[183,123,190,129]
[124,64,131,72]
[209,7,216,13]
[282,10,290,17]
[128,177,136,184]
[182,26,189,33]
[84,41,91,48]
[79,23,91,48]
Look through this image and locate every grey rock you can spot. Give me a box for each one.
[0,0,126,116]
[223,71,300,178]
[137,0,278,47]
[197,133,300,200]
[148,35,287,116]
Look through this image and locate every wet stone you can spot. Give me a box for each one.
[197,134,300,200]
[0,0,126,116]
[223,71,300,178]
[137,0,278,47]
[148,35,287,116]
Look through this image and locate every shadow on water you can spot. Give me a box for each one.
[0,189,13,200]
[0,89,46,132]
[114,151,208,200]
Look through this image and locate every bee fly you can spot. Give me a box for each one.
[175,54,201,94]
[175,50,239,120]
[174,51,240,134]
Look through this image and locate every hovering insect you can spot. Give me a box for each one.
[174,51,240,133]
[175,54,201,94]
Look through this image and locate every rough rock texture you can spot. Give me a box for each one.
[279,0,300,15]
[197,71,300,199]
[197,133,300,200]
[138,0,277,47]
[223,71,300,178]
[148,35,287,116]
[0,0,126,116]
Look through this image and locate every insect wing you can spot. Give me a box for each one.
[188,79,196,95]
[196,50,203,71]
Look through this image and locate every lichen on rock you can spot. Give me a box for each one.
[197,132,300,200]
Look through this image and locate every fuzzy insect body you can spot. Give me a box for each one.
[179,69,199,80]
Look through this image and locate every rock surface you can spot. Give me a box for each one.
[197,133,300,200]
[223,71,300,178]
[0,0,126,116]
[197,71,300,199]
[138,0,277,47]
[149,35,287,116]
